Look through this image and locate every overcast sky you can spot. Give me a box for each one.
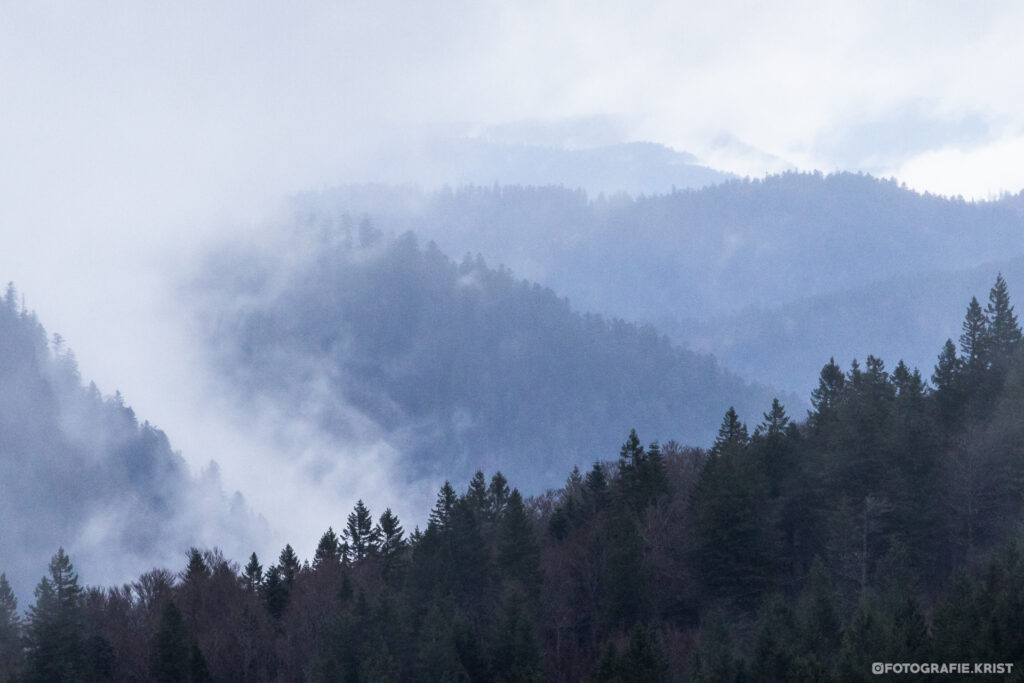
[3,0,1024,564]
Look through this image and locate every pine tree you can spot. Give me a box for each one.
[260,566,288,619]
[242,553,263,592]
[24,548,84,681]
[932,339,960,394]
[498,489,541,595]
[343,501,380,562]
[377,508,406,580]
[465,471,489,518]
[584,462,609,511]
[429,482,458,531]
[278,545,300,588]
[0,573,21,680]
[960,296,989,372]
[711,407,748,456]
[488,472,511,519]
[150,600,189,683]
[986,273,1021,359]
[313,528,342,570]
[758,397,791,438]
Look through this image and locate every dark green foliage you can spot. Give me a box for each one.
[23,549,84,682]
[199,220,778,494]
[343,500,380,562]
[616,430,670,512]
[687,610,744,683]
[260,565,288,619]
[497,490,541,594]
[710,406,748,456]
[987,273,1022,358]
[312,528,342,570]
[430,482,459,531]
[16,277,1024,681]
[243,552,263,591]
[277,544,300,587]
[0,573,21,680]
[151,601,189,683]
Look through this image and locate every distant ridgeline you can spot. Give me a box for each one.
[8,275,1024,681]
[298,174,1024,396]
[195,220,785,492]
[0,286,262,602]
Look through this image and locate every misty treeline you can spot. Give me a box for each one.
[299,174,1024,395]
[7,276,1024,681]
[197,219,781,493]
[0,286,262,603]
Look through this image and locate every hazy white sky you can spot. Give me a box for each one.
[3,0,1024,560]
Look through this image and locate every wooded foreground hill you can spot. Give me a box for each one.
[5,276,1024,681]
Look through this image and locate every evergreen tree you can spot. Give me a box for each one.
[466,471,489,519]
[584,462,610,511]
[497,489,541,595]
[809,358,845,436]
[429,482,459,531]
[343,501,380,562]
[758,397,791,438]
[488,472,511,519]
[24,548,84,682]
[260,565,288,619]
[182,548,210,585]
[492,588,544,683]
[0,573,21,680]
[312,528,342,570]
[242,553,263,592]
[377,508,407,582]
[278,544,300,587]
[960,296,989,374]
[711,407,748,456]
[932,339,960,396]
[750,594,801,681]
[150,600,189,683]
[986,273,1021,359]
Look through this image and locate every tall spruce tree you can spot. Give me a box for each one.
[242,553,263,592]
[711,407,748,456]
[24,548,84,682]
[986,273,1021,359]
[0,573,20,680]
[313,528,343,570]
[343,501,380,562]
[278,545,300,588]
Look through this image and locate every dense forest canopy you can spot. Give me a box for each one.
[194,220,785,494]
[296,175,1024,395]
[4,276,1024,681]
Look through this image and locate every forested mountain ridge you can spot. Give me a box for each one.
[6,276,1024,681]
[673,256,1024,395]
[0,287,264,603]
[298,172,1024,325]
[195,221,787,494]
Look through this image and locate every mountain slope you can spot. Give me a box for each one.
[194,224,788,494]
[298,173,1024,326]
[0,288,264,599]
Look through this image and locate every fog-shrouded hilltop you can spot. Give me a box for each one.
[0,286,265,601]
[193,219,788,495]
[295,172,1024,396]
[399,139,733,196]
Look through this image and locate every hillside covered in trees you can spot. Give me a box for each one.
[0,288,264,604]
[6,275,1024,681]
[298,174,1024,395]
[194,220,783,493]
